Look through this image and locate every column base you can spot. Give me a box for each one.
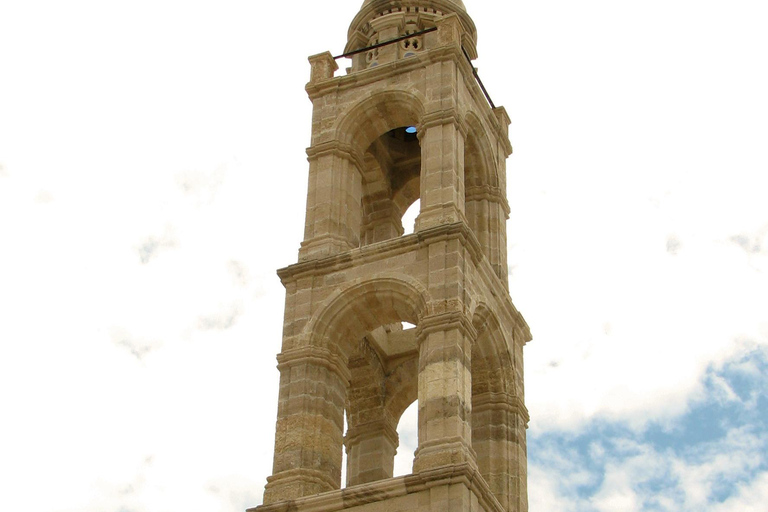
[413,438,477,474]
[262,469,337,505]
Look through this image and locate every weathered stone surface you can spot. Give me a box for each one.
[256,2,531,512]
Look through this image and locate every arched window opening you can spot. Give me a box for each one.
[360,126,421,246]
[341,410,349,487]
[343,338,418,487]
[401,199,420,235]
[463,118,508,282]
[393,400,418,477]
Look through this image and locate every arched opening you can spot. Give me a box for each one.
[361,126,421,245]
[464,113,509,282]
[343,327,419,487]
[470,305,525,512]
[393,399,418,476]
[341,411,348,486]
[401,199,420,235]
[307,278,426,489]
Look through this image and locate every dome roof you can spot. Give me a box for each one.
[349,0,477,54]
[360,0,466,10]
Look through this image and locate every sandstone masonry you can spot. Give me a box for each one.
[252,2,531,512]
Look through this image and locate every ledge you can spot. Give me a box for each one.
[251,463,505,512]
[278,222,480,283]
[305,44,511,156]
[278,222,531,344]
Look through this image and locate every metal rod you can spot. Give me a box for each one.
[333,27,496,110]
[461,46,495,109]
[334,27,438,60]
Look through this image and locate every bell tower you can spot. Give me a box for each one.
[253,1,532,512]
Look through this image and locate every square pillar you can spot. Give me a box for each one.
[262,347,349,504]
[413,311,476,472]
[473,392,529,512]
[345,420,399,485]
[300,144,364,261]
[416,116,466,230]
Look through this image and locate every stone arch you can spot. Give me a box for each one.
[307,274,429,359]
[471,302,524,512]
[464,111,498,189]
[305,275,427,487]
[384,356,419,423]
[335,91,427,246]
[464,111,509,281]
[471,302,512,396]
[334,89,426,152]
[391,174,420,213]
[384,356,420,476]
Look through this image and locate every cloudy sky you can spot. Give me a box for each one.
[1,1,766,511]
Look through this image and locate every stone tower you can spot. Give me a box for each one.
[252,1,531,512]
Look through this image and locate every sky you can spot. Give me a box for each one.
[0,1,767,511]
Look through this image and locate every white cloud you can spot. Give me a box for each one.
[175,164,228,206]
[529,420,768,512]
[137,227,178,264]
[712,472,768,512]
[1,1,767,512]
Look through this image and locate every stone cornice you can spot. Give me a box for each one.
[418,108,468,138]
[279,222,480,283]
[277,346,352,384]
[306,43,460,99]
[279,222,531,345]
[472,391,531,426]
[416,309,477,342]
[344,419,400,448]
[465,184,511,216]
[305,140,366,178]
[305,44,512,156]
[251,463,505,512]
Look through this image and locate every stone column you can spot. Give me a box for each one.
[345,419,399,486]
[300,143,364,261]
[361,199,403,244]
[414,14,467,232]
[262,347,349,505]
[412,310,476,472]
[472,392,529,512]
[344,346,398,486]
[415,111,466,231]
[361,156,403,244]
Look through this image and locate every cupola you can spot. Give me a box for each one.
[345,0,478,72]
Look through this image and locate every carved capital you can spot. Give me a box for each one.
[277,346,351,384]
[416,309,477,343]
[465,184,511,216]
[418,108,467,137]
[306,140,366,178]
[472,391,531,426]
[345,418,399,449]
